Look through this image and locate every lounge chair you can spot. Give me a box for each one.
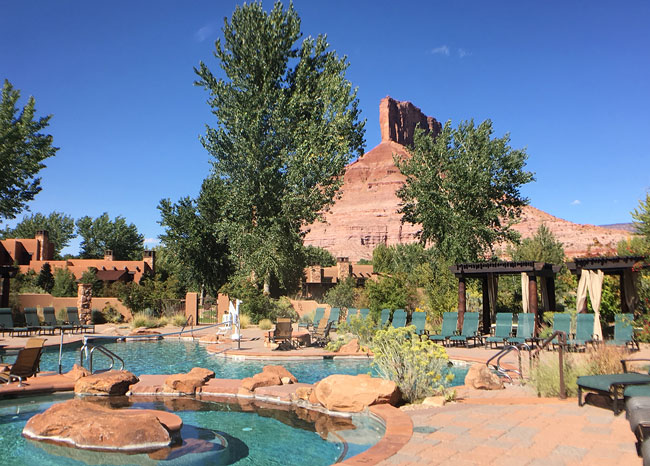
[377,309,391,329]
[607,313,638,351]
[550,313,572,350]
[485,313,513,348]
[411,311,427,339]
[429,312,458,346]
[449,312,482,347]
[568,313,595,350]
[268,318,293,350]
[66,307,95,334]
[0,308,30,337]
[42,307,74,334]
[298,307,325,330]
[327,308,340,331]
[359,308,369,320]
[624,396,650,463]
[507,313,536,347]
[391,309,407,328]
[23,307,55,336]
[346,308,359,323]
[311,320,333,347]
[0,342,44,385]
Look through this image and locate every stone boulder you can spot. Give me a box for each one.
[65,364,90,381]
[74,370,139,396]
[338,338,360,353]
[240,365,298,394]
[163,367,215,395]
[23,399,179,452]
[464,364,504,390]
[128,328,162,339]
[313,374,401,413]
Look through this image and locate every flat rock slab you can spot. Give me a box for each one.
[314,374,401,413]
[23,399,179,452]
[74,370,138,396]
[199,378,242,396]
[254,383,314,402]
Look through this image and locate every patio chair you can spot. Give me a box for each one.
[359,308,370,320]
[0,343,44,385]
[485,313,513,348]
[567,313,595,350]
[449,312,482,347]
[624,396,650,463]
[42,307,74,334]
[429,312,458,346]
[550,313,572,350]
[66,307,95,334]
[311,320,333,347]
[346,308,359,324]
[23,307,55,336]
[391,309,407,328]
[327,308,340,331]
[298,307,325,330]
[268,318,294,350]
[606,313,638,351]
[507,313,536,347]
[411,311,427,339]
[0,308,30,337]
[377,309,391,329]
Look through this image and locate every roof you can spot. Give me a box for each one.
[566,256,646,274]
[95,269,132,281]
[450,261,562,278]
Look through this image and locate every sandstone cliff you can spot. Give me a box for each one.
[303,97,632,261]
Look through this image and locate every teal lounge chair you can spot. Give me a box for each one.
[411,311,427,339]
[359,308,369,320]
[607,313,638,351]
[507,313,536,346]
[66,307,95,334]
[485,313,513,348]
[449,312,482,347]
[378,309,391,329]
[568,313,595,350]
[327,308,340,330]
[0,308,30,337]
[346,308,359,324]
[550,313,572,349]
[391,309,407,328]
[429,312,458,345]
[24,308,55,336]
[578,372,650,414]
[42,307,74,334]
[299,307,325,330]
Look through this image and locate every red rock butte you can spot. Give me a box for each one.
[304,96,632,261]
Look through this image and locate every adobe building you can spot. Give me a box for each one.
[302,257,376,300]
[0,231,155,283]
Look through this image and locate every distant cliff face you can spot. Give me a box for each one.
[303,97,632,261]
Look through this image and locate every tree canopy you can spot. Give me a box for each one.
[1,211,75,258]
[508,223,565,264]
[76,213,144,261]
[396,119,534,262]
[0,80,58,223]
[632,192,650,243]
[189,1,365,293]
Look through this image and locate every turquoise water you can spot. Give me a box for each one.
[0,394,385,465]
[35,340,469,386]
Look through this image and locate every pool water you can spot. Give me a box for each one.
[0,394,385,465]
[38,340,469,386]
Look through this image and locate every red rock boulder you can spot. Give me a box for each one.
[313,374,401,413]
[65,364,90,381]
[464,365,504,390]
[240,365,298,393]
[74,370,138,396]
[163,367,215,395]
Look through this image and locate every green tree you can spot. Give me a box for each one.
[365,275,416,318]
[323,276,358,308]
[304,246,336,267]
[76,213,144,260]
[51,267,77,297]
[194,1,365,293]
[79,267,103,297]
[0,80,58,223]
[508,224,565,264]
[396,119,534,262]
[1,211,75,258]
[632,192,650,241]
[36,262,54,293]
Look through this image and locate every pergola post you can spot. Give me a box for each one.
[482,277,491,335]
[620,273,629,313]
[546,277,557,311]
[528,274,540,336]
[458,277,466,331]
[0,276,9,308]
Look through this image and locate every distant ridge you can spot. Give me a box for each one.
[599,223,637,233]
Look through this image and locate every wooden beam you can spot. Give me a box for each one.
[458,277,466,332]
[482,278,491,335]
[546,277,557,311]
[620,272,628,313]
[529,275,540,336]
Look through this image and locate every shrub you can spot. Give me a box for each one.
[56,308,67,323]
[239,314,251,329]
[372,325,454,403]
[258,318,273,330]
[102,304,124,323]
[131,312,165,328]
[325,336,347,352]
[324,276,358,309]
[337,316,377,347]
[51,268,77,297]
[271,297,299,322]
[171,313,189,326]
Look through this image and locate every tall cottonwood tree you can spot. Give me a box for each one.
[0,80,58,222]
[397,119,534,262]
[1,211,75,258]
[193,1,365,293]
[76,213,144,261]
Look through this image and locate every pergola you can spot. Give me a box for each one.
[0,266,19,308]
[450,261,562,336]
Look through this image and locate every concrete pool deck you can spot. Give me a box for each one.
[0,323,646,465]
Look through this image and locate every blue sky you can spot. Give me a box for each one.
[2,1,649,254]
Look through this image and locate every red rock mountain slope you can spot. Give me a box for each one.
[303,97,632,261]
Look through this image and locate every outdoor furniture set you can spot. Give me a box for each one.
[1,307,94,337]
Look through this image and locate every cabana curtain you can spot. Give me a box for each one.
[623,269,639,313]
[521,273,529,313]
[576,270,604,339]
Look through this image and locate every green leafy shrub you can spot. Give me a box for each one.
[51,268,77,297]
[271,296,299,322]
[324,276,358,309]
[337,316,377,347]
[258,319,273,330]
[372,325,454,403]
[170,313,189,326]
[103,304,124,323]
[325,336,347,352]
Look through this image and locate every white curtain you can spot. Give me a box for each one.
[623,269,639,313]
[487,273,498,320]
[576,271,589,314]
[521,273,529,313]
[586,270,604,340]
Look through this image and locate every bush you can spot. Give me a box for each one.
[258,319,273,330]
[56,308,67,323]
[271,297,299,322]
[131,312,165,328]
[325,336,347,352]
[239,314,251,329]
[372,325,454,403]
[324,277,358,309]
[170,313,189,326]
[337,316,377,347]
[51,268,77,297]
[92,304,124,324]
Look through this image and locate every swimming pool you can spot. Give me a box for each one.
[37,340,469,386]
[0,393,386,465]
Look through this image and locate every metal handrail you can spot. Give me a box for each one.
[532,330,567,399]
[486,343,529,383]
[179,315,194,340]
[80,341,125,374]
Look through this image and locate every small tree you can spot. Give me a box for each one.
[323,276,358,308]
[508,224,565,264]
[632,192,650,241]
[51,268,77,297]
[80,267,102,297]
[304,246,336,267]
[36,263,54,293]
